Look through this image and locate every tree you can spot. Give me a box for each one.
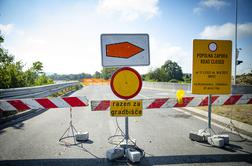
[32,61,43,74]
[0,61,26,88]
[183,73,191,83]
[161,60,183,81]
[34,73,54,86]
[49,73,92,81]
[101,67,118,80]
[150,68,165,82]
[0,35,3,43]
[93,71,101,78]
[143,60,183,82]
[0,36,14,65]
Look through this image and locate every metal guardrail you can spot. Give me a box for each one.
[0,81,80,99]
[143,81,252,94]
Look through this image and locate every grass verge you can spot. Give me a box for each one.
[197,104,252,125]
[49,84,82,97]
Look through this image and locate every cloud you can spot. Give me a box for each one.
[199,22,252,39]
[200,0,229,9]
[0,24,14,35]
[97,0,160,21]
[193,0,230,14]
[193,7,203,14]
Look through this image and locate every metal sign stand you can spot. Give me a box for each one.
[208,94,212,129]
[125,116,129,149]
[59,107,78,145]
[206,94,216,135]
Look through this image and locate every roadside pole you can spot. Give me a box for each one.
[208,94,212,129]
[125,116,129,149]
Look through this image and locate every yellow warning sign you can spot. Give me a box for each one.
[192,39,232,94]
[110,100,142,117]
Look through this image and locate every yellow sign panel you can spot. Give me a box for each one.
[192,39,232,94]
[110,100,142,117]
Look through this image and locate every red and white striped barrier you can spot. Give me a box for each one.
[91,94,252,111]
[0,96,88,111]
[1,94,251,112]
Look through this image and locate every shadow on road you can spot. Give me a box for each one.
[0,154,251,166]
[0,109,47,132]
[0,129,6,135]
[159,113,192,119]
[12,122,25,130]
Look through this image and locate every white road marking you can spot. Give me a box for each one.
[138,93,149,99]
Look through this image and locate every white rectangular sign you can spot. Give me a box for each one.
[101,34,150,67]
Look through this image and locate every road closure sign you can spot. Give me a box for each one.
[110,100,142,117]
[111,67,142,99]
[192,39,232,94]
[101,34,150,67]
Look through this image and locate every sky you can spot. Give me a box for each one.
[0,0,252,75]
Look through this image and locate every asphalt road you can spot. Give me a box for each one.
[0,85,251,166]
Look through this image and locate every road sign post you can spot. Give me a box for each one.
[101,34,148,162]
[110,67,143,151]
[192,39,232,132]
[125,114,129,149]
[208,94,212,129]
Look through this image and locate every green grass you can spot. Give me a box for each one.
[49,85,82,97]
[198,105,252,125]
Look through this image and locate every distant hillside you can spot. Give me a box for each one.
[49,73,92,81]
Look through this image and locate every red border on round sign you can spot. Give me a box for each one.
[110,67,142,100]
[208,42,217,52]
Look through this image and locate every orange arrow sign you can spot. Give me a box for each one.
[106,42,144,58]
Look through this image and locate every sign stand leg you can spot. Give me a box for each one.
[59,107,78,145]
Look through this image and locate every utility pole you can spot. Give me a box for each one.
[234,0,238,85]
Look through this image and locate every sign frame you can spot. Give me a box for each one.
[110,67,142,100]
[101,34,150,67]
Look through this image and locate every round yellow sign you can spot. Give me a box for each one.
[110,67,142,99]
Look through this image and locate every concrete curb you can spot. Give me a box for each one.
[143,86,191,93]
[178,107,252,139]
